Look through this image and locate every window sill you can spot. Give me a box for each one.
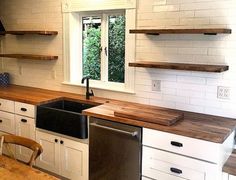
[62,81,135,94]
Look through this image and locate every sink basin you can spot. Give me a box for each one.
[36,99,95,139]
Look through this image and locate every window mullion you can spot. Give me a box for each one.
[100,13,108,82]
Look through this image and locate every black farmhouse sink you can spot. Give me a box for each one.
[36,99,95,139]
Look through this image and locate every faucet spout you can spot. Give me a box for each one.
[81,75,94,100]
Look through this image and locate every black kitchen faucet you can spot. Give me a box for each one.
[81,75,94,100]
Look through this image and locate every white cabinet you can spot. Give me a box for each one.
[0,98,14,113]
[0,98,36,161]
[15,115,35,162]
[36,130,60,173]
[0,111,15,134]
[229,175,236,180]
[36,130,88,180]
[15,102,35,118]
[142,128,235,180]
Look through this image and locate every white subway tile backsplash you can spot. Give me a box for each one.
[1,0,236,118]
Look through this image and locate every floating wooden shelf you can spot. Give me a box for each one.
[129,28,232,35]
[0,31,58,35]
[0,54,58,60]
[129,61,229,73]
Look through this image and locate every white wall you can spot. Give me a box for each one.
[0,0,236,118]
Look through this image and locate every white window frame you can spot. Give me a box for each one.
[62,3,136,93]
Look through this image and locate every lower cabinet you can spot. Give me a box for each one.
[229,175,236,180]
[15,115,35,163]
[222,173,236,180]
[36,130,88,180]
[142,146,218,180]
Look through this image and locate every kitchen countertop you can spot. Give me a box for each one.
[0,84,236,143]
[223,149,236,176]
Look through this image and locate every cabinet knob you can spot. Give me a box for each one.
[60,140,64,144]
[0,103,1,106]
[170,141,183,147]
[170,167,182,174]
[20,108,27,112]
[0,119,2,123]
[55,139,58,143]
[21,119,27,123]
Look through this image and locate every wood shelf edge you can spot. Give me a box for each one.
[129,28,232,35]
[3,31,58,35]
[129,61,229,73]
[0,54,58,60]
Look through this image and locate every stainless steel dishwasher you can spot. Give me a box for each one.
[89,117,142,180]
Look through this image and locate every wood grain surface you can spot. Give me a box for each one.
[3,31,58,35]
[114,106,184,126]
[0,155,58,180]
[129,61,229,73]
[129,28,232,35]
[0,54,58,60]
[223,150,236,176]
[0,84,236,143]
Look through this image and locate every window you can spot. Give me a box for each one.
[82,13,125,83]
[62,2,136,93]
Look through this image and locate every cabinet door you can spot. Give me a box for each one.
[60,138,88,180]
[0,111,15,134]
[15,115,35,163]
[36,130,60,174]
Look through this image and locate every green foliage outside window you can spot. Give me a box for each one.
[108,15,125,83]
[83,27,101,80]
[83,15,125,83]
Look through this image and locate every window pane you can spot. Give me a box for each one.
[108,15,125,83]
[82,16,101,80]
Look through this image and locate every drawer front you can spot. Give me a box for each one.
[143,146,205,180]
[142,146,220,180]
[0,99,14,113]
[0,111,15,134]
[143,128,219,163]
[15,102,35,118]
[142,172,186,180]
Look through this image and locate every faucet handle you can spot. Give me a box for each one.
[90,89,94,97]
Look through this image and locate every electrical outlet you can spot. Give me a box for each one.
[217,86,230,99]
[152,80,161,91]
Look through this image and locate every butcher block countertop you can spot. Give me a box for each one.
[0,85,236,143]
[223,149,236,176]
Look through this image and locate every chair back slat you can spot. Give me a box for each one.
[0,135,43,167]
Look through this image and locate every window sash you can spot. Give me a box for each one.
[62,9,135,93]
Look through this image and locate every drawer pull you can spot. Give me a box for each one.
[20,108,27,112]
[171,141,183,147]
[21,119,27,123]
[0,119,2,123]
[170,167,182,174]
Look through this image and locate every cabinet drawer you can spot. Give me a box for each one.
[143,128,221,163]
[0,98,14,113]
[142,146,219,180]
[142,171,186,180]
[15,102,35,118]
[0,111,15,134]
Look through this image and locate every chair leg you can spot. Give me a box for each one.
[0,136,3,155]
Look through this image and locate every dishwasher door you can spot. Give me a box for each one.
[89,117,142,180]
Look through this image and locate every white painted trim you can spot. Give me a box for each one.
[62,8,136,93]
[62,81,135,94]
[62,0,136,13]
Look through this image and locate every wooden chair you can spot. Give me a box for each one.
[0,134,43,167]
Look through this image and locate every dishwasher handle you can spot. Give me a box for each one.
[90,122,138,137]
